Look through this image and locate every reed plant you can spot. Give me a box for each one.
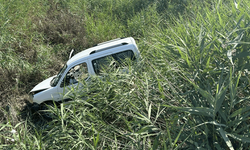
[1,0,250,149]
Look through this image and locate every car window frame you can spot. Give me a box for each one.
[60,62,89,88]
[91,50,135,75]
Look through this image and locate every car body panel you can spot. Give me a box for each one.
[30,76,55,92]
[32,87,61,104]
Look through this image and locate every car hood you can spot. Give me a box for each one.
[30,76,56,92]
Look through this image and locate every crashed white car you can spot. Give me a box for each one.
[29,37,140,104]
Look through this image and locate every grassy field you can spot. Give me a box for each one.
[1,0,250,149]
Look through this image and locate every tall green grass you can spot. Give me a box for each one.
[144,0,250,149]
[1,0,250,149]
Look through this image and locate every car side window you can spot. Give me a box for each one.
[60,62,88,87]
[92,50,135,75]
[112,50,135,66]
[92,55,115,75]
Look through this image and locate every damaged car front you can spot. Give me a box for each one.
[29,65,67,104]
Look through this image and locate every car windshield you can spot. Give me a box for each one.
[50,65,67,87]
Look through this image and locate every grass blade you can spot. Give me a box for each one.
[228,133,250,143]
[217,127,234,150]
[163,105,214,117]
[214,85,228,116]
[173,123,185,149]
[230,106,250,118]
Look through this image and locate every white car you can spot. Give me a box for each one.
[29,37,140,105]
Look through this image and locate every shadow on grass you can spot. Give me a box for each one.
[20,100,53,128]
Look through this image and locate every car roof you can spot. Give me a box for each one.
[66,37,137,67]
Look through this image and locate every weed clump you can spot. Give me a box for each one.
[35,0,87,49]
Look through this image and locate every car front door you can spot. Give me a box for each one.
[57,62,89,101]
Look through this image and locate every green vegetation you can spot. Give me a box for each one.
[1,0,250,149]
